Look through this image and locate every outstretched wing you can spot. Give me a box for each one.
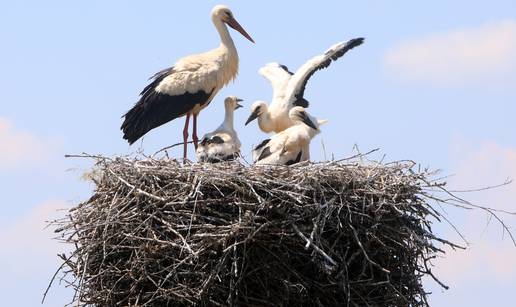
[285,38,364,108]
[259,63,294,100]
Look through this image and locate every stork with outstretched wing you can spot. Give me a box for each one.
[245,38,364,134]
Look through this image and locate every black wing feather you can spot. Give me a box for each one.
[257,147,272,161]
[141,67,174,96]
[204,152,239,163]
[254,139,271,151]
[209,136,225,144]
[279,64,294,75]
[285,151,303,166]
[200,135,225,146]
[121,67,213,144]
[293,97,310,108]
[294,37,364,103]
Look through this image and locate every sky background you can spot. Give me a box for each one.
[0,1,515,306]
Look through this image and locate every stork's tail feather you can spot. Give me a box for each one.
[121,104,146,145]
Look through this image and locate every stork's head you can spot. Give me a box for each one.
[212,5,255,43]
[245,101,268,125]
[289,107,320,131]
[225,96,244,111]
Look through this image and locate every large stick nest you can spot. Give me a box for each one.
[53,155,468,306]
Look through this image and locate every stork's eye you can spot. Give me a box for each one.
[225,12,232,18]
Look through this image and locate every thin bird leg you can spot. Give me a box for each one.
[192,114,199,149]
[183,114,191,160]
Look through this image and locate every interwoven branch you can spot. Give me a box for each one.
[50,155,496,307]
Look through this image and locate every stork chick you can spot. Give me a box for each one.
[121,5,254,160]
[253,107,327,165]
[246,38,363,134]
[196,96,243,163]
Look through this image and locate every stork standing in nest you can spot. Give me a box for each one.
[196,96,243,163]
[253,107,327,165]
[246,38,363,134]
[121,5,254,159]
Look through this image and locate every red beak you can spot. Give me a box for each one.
[226,17,255,43]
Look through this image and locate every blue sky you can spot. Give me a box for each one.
[0,1,515,306]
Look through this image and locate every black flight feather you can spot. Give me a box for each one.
[285,151,303,166]
[121,67,213,145]
[279,64,294,75]
[200,135,225,146]
[257,146,272,161]
[295,37,364,102]
[254,139,271,151]
[293,97,310,108]
[199,152,239,163]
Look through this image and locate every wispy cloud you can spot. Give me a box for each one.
[433,139,516,286]
[0,201,68,273]
[0,117,58,170]
[449,140,516,210]
[384,20,516,86]
[0,200,72,306]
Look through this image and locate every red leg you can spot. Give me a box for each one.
[182,114,191,160]
[192,114,199,149]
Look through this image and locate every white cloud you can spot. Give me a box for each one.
[0,201,69,275]
[449,140,516,211]
[0,201,72,306]
[0,117,57,170]
[436,240,516,284]
[384,20,516,86]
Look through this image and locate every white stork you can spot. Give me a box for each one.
[253,107,327,165]
[245,38,363,133]
[121,5,254,159]
[196,96,243,163]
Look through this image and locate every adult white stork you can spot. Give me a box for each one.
[196,96,243,163]
[253,107,327,165]
[245,38,363,133]
[121,5,254,159]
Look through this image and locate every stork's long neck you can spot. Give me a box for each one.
[258,106,274,133]
[302,123,321,139]
[213,18,239,86]
[213,18,237,56]
[222,106,235,131]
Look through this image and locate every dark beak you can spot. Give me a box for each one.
[298,112,318,130]
[234,98,243,110]
[245,109,260,125]
[226,16,255,43]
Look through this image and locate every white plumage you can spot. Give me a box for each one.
[253,107,327,165]
[245,38,363,134]
[121,5,254,160]
[196,96,243,163]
